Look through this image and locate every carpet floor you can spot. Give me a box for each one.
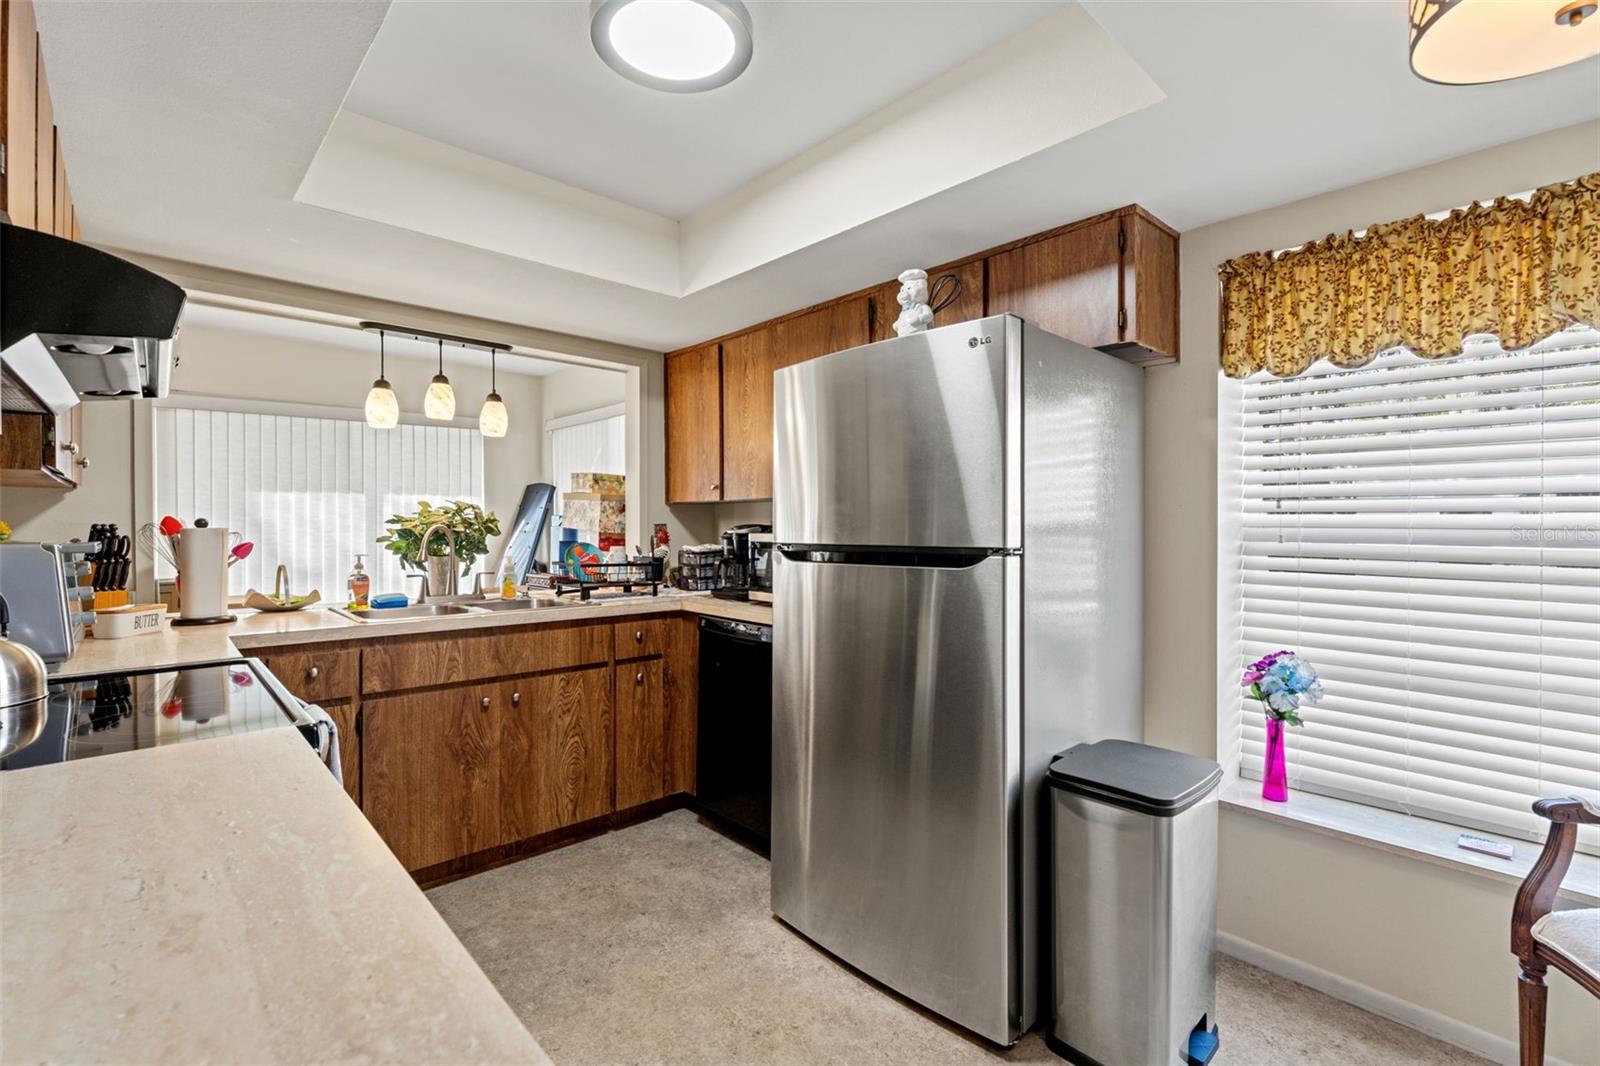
[427,810,1486,1066]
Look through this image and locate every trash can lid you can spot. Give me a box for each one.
[1047,739,1222,817]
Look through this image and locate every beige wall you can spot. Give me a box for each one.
[1149,119,1600,1063]
[540,363,626,426]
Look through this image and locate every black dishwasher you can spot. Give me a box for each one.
[696,615,772,848]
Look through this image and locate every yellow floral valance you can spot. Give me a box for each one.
[1219,173,1600,378]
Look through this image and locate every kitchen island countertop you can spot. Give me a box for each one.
[0,727,551,1065]
[57,592,772,678]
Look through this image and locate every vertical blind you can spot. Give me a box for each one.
[548,410,625,547]
[155,406,484,599]
[1227,328,1600,852]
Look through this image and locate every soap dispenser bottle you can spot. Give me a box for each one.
[348,554,371,609]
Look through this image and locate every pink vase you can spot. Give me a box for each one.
[1262,717,1289,802]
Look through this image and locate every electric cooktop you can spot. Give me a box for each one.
[1,659,310,772]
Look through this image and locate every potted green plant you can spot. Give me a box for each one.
[377,500,500,590]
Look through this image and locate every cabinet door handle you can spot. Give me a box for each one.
[308,665,320,680]
[710,482,720,491]
[634,630,644,643]
[480,696,492,709]
[512,691,521,705]
[635,672,644,684]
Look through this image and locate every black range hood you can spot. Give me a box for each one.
[1,222,185,403]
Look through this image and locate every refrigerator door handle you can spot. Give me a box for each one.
[775,546,1016,568]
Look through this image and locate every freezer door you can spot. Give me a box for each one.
[772,550,1021,1044]
[773,316,1019,549]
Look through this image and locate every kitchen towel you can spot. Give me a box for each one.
[301,703,343,788]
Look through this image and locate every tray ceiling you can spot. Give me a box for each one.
[33,1,1600,353]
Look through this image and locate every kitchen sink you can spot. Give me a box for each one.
[470,598,571,612]
[332,603,484,623]
[331,598,571,622]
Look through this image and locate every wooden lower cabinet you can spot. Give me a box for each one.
[322,701,361,806]
[366,666,615,872]
[259,645,357,704]
[500,666,613,842]
[361,622,611,694]
[662,617,698,796]
[257,643,360,806]
[261,613,703,876]
[615,658,666,810]
[364,683,503,871]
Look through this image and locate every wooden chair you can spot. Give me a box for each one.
[1511,797,1600,1066]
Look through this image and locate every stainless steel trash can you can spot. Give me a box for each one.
[1047,739,1223,1066]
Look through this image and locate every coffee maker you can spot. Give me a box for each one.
[717,524,772,597]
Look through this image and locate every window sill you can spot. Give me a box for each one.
[1220,780,1600,907]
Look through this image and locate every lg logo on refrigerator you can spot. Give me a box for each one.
[968,335,992,348]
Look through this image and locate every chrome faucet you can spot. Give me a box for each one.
[411,523,458,603]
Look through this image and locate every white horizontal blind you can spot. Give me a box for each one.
[548,410,625,544]
[155,407,484,599]
[1229,328,1600,852]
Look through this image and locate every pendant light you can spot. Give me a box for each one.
[479,349,508,438]
[364,329,399,429]
[1410,0,1599,85]
[424,338,456,421]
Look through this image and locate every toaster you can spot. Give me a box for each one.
[0,541,96,665]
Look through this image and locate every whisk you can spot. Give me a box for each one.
[136,522,179,570]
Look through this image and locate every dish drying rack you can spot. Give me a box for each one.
[526,557,665,601]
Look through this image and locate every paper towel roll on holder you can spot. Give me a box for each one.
[170,521,237,627]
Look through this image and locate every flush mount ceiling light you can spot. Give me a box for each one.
[425,339,456,421]
[590,0,753,93]
[1410,0,1599,84]
[479,349,508,438]
[364,329,399,430]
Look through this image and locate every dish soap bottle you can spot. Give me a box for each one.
[498,554,517,600]
[347,554,371,610]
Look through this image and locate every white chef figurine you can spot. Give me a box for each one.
[892,269,935,337]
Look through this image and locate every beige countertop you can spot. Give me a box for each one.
[0,728,551,1065]
[61,592,773,678]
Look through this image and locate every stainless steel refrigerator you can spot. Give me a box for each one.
[771,313,1143,1045]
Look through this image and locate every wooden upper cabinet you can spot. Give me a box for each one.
[987,208,1178,365]
[3,0,40,228]
[660,205,1177,505]
[1118,210,1180,365]
[52,136,67,236]
[31,33,49,234]
[2,1,79,242]
[988,216,1123,350]
[774,298,870,370]
[870,258,986,344]
[719,328,775,501]
[665,343,723,503]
